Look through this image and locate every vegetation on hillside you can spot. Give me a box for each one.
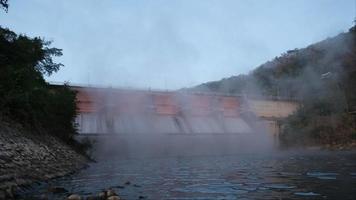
[190,26,356,146]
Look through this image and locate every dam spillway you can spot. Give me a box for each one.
[73,86,252,135]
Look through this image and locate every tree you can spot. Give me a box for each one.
[0,7,90,153]
[0,0,8,12]
[0,26,79,142]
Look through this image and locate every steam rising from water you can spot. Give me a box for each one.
[75,88,274,159]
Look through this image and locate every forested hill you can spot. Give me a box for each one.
[188,26,356,112]
[187,26,356,145]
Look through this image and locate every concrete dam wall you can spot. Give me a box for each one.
[247,99,299,119]
[73,87,252,135]
[69,86,300,156]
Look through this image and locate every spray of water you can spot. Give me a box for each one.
[75,86,274,159]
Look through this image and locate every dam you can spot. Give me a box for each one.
[70,85,299,137]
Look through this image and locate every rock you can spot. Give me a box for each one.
[107,196,120,200]
[5,186,15,199]
[48,186,67,193]
[98,191,107,199]
[0,190,6,200]
[39,194,48,200]
[67,194,82,200]
[106,189,116,197]
[86,195,99,200]
[0,121,88,196]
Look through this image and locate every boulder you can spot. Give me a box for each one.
[67,194,82,200]
[48,186,67,193]
[107,196,120,200]
[98,191,107,200]
[106,189,116,197]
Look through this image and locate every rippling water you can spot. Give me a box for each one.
[19,149,356,200]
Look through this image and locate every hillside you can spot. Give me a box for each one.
[190,27,355,104]
[188,26,356,146]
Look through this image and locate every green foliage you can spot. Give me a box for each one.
[0,26,78,142]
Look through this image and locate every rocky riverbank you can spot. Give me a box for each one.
[0,120,88,199]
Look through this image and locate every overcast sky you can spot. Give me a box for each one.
[0,0,355,89]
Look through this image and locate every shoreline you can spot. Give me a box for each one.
[0,120,88,199]
[279,142,356,151]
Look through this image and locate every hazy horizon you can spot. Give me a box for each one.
[1,0,354,89]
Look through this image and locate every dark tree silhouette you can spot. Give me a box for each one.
[0,26,79,144]
[0,0,8,12]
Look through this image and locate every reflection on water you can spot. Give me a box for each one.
[19,150,356,199]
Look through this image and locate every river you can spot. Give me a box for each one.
[18,147,356,199]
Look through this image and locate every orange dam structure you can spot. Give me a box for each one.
[72,86,252,134]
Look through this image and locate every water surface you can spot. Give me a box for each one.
[19,150,356,199]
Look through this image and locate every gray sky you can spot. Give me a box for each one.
[0,0,355,89]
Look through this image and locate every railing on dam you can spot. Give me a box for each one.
[49,81,300,102]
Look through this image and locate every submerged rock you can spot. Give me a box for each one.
[67,194,82,200]
[48,186,67,193]
[86,195,99,200]
[39,194,48,200]
[294,192,320,196]
[107,196,120,200]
